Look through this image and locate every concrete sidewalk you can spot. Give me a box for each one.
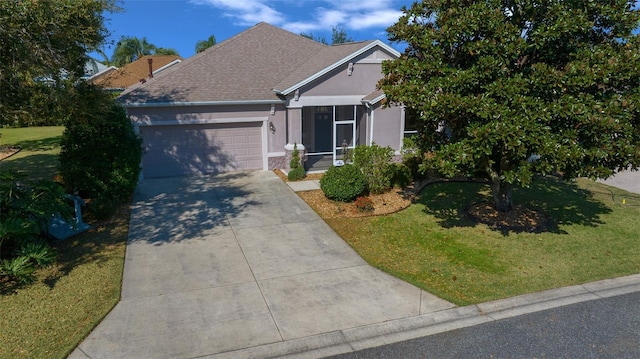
[70,171,640,359]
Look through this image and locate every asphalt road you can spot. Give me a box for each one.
[327,291,640,359]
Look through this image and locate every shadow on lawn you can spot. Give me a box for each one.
[14,135,62,152]
[420,176,612,235]
[0,205,129,295]
[0,153,60,180]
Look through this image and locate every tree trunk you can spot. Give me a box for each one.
[491,178,513,212]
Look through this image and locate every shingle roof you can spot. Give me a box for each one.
[90,55,182,89]
[119,23,398,106]
[120,23,329,104]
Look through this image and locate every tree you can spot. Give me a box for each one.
[380,0,640,212]
[110,36,157,67]
[331,26,353,44]
[301,26,354,45]
[0,0,117,126]
[195,35,216,53]
[300,32,328,45]
[59,84,142,219]
[154,47,180,56]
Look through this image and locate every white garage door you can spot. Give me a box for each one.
[140,122,263,178]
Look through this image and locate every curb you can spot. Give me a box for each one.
[203,273,640,359]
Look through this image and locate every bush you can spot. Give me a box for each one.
[0,172,69,284]
[354,196,374,212]
[402,135,425,180]
[390,163,413,188]
[353,143,394,194]
[287,143,306,181]
[60,85,142,218]
[320,165,367,202]
[288,166,306,181]
[1,257,35,284]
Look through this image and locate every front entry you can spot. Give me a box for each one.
[302,105,362,169]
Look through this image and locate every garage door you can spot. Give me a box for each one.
[140,122,263,178]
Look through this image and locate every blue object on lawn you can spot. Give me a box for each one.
[48,195,91,240]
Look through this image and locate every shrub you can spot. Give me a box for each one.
[353,143,394,194]
[402,135,425,180]
[1,256,35,284]
[60,85,142,218]
[320,164,367,202]
[288,166,306,181]
[287,143,306,181]
[16,239,56,268]
[390,163,413,188]
[0,172,69,284]
[354,196,374,212]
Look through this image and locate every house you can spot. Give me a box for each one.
[83,58,113,80]
[91,55,182,93]
[119,22,407,179]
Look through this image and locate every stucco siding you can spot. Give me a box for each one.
[371,104,403,151]
[299,63,383,97]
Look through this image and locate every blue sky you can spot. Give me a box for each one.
[99,0,415,61]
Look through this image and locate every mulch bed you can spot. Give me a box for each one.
[275,169,416,218]
[467,202,550,233]
[277,169,550,230]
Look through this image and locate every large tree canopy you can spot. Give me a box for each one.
[380,0,640,211]
[0,0,116,127]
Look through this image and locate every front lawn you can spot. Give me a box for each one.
[323,177,640,306]
[0,126,64,180]
[0,126,129,359]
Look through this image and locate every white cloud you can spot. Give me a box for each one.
[317,9,348,27]
[191,0,284,25]
[349,9,403,30]
[283,21,321,34]
[191,0,406,35]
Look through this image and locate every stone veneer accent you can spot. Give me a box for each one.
[283,143,306,172]
[268,156,287,171]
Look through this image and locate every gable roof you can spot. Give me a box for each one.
[119,22,399,106]
[90,55,182,90]
[273,40,399,95]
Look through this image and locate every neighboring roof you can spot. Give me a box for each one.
[84,58,109,79]
[119,22,399,106]
[86,66,117,82]
[90,55,182,89]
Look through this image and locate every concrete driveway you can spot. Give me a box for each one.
[70,171,454,359]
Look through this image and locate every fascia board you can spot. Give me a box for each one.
[122,99,284,108]
[152,59,182,75]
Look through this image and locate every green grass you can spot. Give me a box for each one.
[0,126,64,180]
[327,177,640,306]
[0,126,128,359]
